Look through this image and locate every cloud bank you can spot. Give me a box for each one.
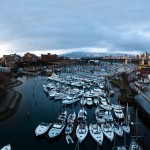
[0,0,150,56]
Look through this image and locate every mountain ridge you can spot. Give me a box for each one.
[59,52,134,58]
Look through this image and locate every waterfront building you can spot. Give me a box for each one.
[23,52,39,63]
[41,53,58,64]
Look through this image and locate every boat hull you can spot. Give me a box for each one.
[89,123,103,145]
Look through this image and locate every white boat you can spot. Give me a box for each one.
[95,107,105,123]
[66,135,74,144]
[76,121,88,143]
[1,144,11,150]
[35,122,52,136]
[77,108,87,120]
[65,123,74,134]
[121,103,130,134]
[49,90,57,99]
[111,104,124,109]
[54,92,65,100]
[112,122,123,137]
[58,110,68,122]
[86,98,93,106]
[115,146,127,150]
[62,97,80,105]
[80,97,86,106]
[104,111,114,122]
[67,111,76,124]
[93,97,99,105]
[129,140,143,150]
[48,121,65,138]
[100,91,106,97]
[84,91,93,98]
[101,123,114,142]
[89,123,103,145]
[100,97,107,105]
[114,106,124,119]
[121,122,130,134]
[48,73,59,81]
[62,96,73,104]
[100,104,112,111]
[43,85,48,93]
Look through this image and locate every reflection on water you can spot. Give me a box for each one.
[0,76,149,150]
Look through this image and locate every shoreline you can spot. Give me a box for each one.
[0,79,22,121]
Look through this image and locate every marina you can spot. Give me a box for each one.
[0,63,150,150]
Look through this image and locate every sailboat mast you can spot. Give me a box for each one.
[126,103,128,125]
[136,108,138,141]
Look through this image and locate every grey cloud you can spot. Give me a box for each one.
[0,0,150,55]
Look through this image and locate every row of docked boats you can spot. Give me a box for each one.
[34,106,129,143]
[34,118,141,150]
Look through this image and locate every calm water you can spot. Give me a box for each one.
[0,75,149,150]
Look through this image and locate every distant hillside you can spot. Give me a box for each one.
[59,52,133,58]
[59,52,91,58]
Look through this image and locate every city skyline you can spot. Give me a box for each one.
[0,0,150,57]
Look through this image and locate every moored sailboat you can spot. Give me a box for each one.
[112,122,123,137]
[101,123,114,142]
[0,144,11,150]
[35,122,52,136]
[48,120,65,138]
[89,122,103,146]
[76,121,88,143]
[121,103,130,134]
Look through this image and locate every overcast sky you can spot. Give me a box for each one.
[0,0,150,57]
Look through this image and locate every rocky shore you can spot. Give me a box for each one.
[0,78,22,121]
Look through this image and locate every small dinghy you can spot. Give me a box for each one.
[1,144,11,150]
[65,123,74,134]
[35,122,52,136]
[66,135,74,144]
[129,139,143,150]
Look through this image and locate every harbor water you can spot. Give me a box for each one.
[0,75,150,150]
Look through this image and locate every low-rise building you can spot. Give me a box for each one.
[23,52,39,62]
[41,53,58,63]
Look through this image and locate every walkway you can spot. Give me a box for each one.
[0,79,22,115]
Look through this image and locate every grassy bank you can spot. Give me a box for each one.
[111,79,134,105]
[110,79,123,88]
